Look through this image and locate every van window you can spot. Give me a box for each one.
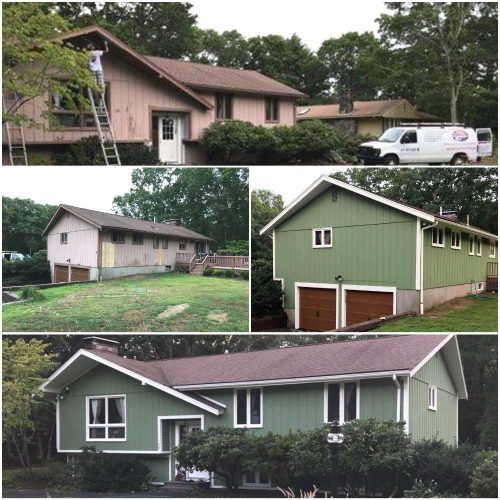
[477,130,492,142]
[379,128,404,143]
[400,130,417,144]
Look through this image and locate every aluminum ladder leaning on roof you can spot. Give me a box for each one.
[3,92,29,166]
[87,84,121,166]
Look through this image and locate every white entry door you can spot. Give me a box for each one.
[158,115,183,163]
[176,421,210,481]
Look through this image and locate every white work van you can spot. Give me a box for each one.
[357,124,493,165]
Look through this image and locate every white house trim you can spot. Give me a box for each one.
[340,284,397,328]
[233,387,264,428]
[259,175,435,236]
[450,230,462,250]
[403,376,410,433]
[294,282,339,330]
[392,375,401,422]
[431,227,445,248]
[415,218,422,290]
[85,394,127,442]
[323,380,361,424]
[40,349,223,415]
[312,227,333,248]
[489,239,496,258]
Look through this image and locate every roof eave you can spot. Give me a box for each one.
[42,205,102,236]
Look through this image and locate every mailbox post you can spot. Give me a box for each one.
[326,420,344,497]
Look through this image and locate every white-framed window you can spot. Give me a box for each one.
[428,386,437,411]
[86,395,126,441]
[312,228,332,249]
[431,227,444,248]
[324,381,359,424]
[234,388,263,428]
[243,470,271,487]
[477,282,484,291]
[476,236,482,256]
[489,240,496,258]
[450,231,461,250]
[469,235,475,256]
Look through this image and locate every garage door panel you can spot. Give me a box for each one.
[299,287,337,331]
[54,265,69,283]
[345,290,393,326]
[71,267,90,282]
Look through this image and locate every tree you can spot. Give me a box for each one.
[196,29,249,67]
[112,168,249,251]
[2,197,58,255]
[2,339,56,475]
[378,2,498,123]
[2,3,96,127]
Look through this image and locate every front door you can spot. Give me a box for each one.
[158,115,183,164]
[176,421,209,481]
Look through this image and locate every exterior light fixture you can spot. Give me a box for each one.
[335,275,344,283]
[327,419,344,497]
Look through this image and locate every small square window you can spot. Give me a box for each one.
[312,228,333,248]
[179,240,187,251]
[60,233,68,244]
[450,231,461,250]
[112,231,125,244]
[428,386,437,411]
[132,233,144,245]
[431,227,444,247]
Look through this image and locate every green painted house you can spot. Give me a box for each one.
[260,175,498,331]
[41,335,466,487]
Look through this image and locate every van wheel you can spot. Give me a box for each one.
[450,154,468,166]
[383,154,399,166]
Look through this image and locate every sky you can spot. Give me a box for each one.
[0,167,136,212]
[190,0,388,51]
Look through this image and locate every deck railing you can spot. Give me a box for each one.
[208,255,249,270]
[175,253,196,272]
[487,261,498,277]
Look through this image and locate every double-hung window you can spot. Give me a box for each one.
[265,97,280,122]
[234,388,263,427]
[450,231,461,250]
[428,386,437,411]
[87,395,126,441]
[216,93,233,119]
[431,227,444,247]
[490,240,496,258]
[476,236,482,256]
[162,237,168,249]
[324,382,359,424]
[60,233,68,244]
[179,240,187,250]
[312,228,332,248]
[153,236,160,249]
[469,235,475,256]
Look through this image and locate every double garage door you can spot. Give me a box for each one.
[54,264,90,283]
[298,286,394,331]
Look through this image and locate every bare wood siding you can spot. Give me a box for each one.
[101,230,196,268]
[46,213,99,275]
[232,95,295,127]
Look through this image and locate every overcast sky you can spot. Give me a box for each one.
[1,167,136,212]
[191,0,388,50]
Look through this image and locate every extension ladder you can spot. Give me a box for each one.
[87,87,121,165]
[3,93,28,166]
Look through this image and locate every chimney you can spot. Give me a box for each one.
[163,219,179,226]
[440,210,458,221]
[338,89,353,114]
[83,336,119,354]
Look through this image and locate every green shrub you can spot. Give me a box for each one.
[2,462,77,491]
[403,479,440,498]
[251,259,283,318]
[217,240,249,256]
[240,270,249,280]
[213,269,224,278]
[203,268,215,277]
[19,286,45,302]
[2,250,51,286]
[223,269,235,278]
[470,450,498,498]
[75,447,151,493]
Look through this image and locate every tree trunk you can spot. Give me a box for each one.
[450,87,458,123]
[36,433,44,460]
[11,436,26,468]
[21,429,33,478]
[46,423,55,460]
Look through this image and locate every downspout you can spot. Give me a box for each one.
[419,221,439,315]
[392,374,401,422]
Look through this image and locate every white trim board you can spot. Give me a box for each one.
[294,282,339,330]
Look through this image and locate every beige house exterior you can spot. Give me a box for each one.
[3,25,304,165]
[42,205,212,282]
[297,99,442,137]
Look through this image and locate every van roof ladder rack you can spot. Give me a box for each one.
[400,122,465,128]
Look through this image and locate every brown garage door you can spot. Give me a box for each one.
[54,264,69,283]
[345,290,393,326]
[299,287,337,331]
[71,266,90,282]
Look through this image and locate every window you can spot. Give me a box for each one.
[216,93,233,119]
[477,282,484,291]
[476,236,482,256]
[431,227,444,247]
[132,233,144,245]
[112,231,125,244]
[490,240,496,258]
[450,231,461,250]
[400,130,417,144]
[87,395,126,441]
[234,388,262,427]
[469,235,475,256]
[153,236,160,249]
[312,228,333,248]
[162,117,175,140]
[60,233,68,244]
[243,470,271,487]
[162,237,168,249]
[428,386,437,411]
[265,97,280,122]
[51,81,109,128]
[325,382,359,424]
[179,240,187,250]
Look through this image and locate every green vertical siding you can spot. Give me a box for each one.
[274,188,417,310]
[360,378,397,421]
[423,226,497,289]
[140,456,170,482]
[409,353,458,444]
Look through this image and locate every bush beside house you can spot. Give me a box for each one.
[2,250,51,286]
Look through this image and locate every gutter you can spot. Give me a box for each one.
[419,220,439,315]
[392,374,401,422]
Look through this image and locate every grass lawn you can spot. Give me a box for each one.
[374,293,498,332]
[3,273,248,332]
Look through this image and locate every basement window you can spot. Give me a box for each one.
[60,233,68,244]
[312,228,333,248]
[179,240,187,250]
[265,97,280,122]
[450,231,461,250]
[476,236,482,256]
[477,282,484,291]
[162,238,168,249]
[490,240,496,258]
[431,227,444,248]
[428,386,437,411]
[216,93,233,120]
[469,235,475,256]
[234,388,263,428]
[87,395,126,441]
[325,382,359,424]
[112,231,125,244]
[132,233,144,245]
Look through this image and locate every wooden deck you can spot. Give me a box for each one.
[175,253,249,273]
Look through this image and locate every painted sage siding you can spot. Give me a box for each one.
[360,378,398,421]
[409,353,458,444]
[275,187,417,310]
[424,225,498,289]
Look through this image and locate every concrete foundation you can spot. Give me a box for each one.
[396,289,420,314]
[423,282,483,310]
[100,265,172,280]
